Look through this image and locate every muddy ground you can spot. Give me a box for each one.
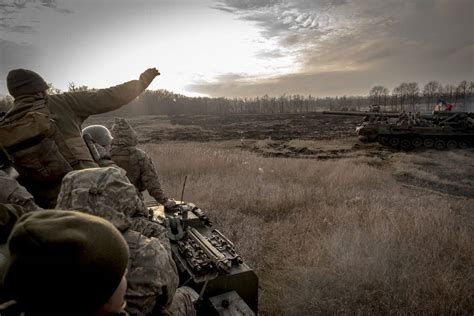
[89,113,360,142]
[86,113,474,199]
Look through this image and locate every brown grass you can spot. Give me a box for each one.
[143,142,473,315]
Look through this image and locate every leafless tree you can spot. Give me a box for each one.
[392,83,409,111]
[369,85,389,110]
[405,82,420,112]
[68,82,91,92]
[423,80,442,111]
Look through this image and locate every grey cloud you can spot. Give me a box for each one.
[215,73,247,81]
[256,48,285,59]
[207,0,473,97]
[0,39,40,94]
[6,24,35,33]
[214,0,283,11]
[188,70,377,97]
[188,47,473,97]
[0,0,72,34]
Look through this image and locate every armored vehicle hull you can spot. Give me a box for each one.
[324,111,474,150]
[150,203,258,315]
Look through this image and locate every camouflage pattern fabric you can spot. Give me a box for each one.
[0,171,41,304]
[56,167,139,232]
[0,170,41,211]
[129,216,171,253]
[56,167,187,314]
[110,118,168,204]
[166,287,198,316]
[57,167,171,249]
[123,230,178,316]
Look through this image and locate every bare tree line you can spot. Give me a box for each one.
[370,80,473,112]
[1,80,473,115]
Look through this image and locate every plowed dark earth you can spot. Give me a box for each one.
[90,113,360,143]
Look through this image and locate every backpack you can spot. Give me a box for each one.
[56,167,147,232]
[0,100,73,183]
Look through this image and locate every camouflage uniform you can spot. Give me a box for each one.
[0,170,41,212]
[56,167,197,315]
[0,172,41,304]
[110,118,168,204]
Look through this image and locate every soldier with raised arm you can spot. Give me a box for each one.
[0,68,160,207]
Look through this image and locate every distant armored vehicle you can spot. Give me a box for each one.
[323,111,474,150]
[149,202,258,315]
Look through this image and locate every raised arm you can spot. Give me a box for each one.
[51,68,160,118]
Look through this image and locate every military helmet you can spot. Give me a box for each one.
[82,125,113,147]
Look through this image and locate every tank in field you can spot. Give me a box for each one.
[323,110,474,150]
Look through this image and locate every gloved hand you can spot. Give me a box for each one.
[163,199,177,210]
[139,68,160,85]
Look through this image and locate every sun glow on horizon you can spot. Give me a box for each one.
[1,0,299,97]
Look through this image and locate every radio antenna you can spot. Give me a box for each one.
[180,175,188,205]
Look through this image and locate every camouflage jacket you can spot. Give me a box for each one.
[56,167,170,247]
[110,118,168,204]
[56,167,180,314]
[0,173,41,302]
[123,230,179,316]
[0,171,41,212]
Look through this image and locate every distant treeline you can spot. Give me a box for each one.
[1,80,473,115]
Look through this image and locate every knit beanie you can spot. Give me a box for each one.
[6,69,49,98]
[3,210,129,314]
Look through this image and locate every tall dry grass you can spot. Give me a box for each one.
[143,142,473,315]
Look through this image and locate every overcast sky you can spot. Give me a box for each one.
[1,0,473,97]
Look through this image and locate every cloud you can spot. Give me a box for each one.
[0,0,72,34]
[0,0,74,93]
[202,0,474,97]
[0,39,39,88]
[187,69,376,97]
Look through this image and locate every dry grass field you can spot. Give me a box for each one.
[87,114,473,314]
[142,141,473,315]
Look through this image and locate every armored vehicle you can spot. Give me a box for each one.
[323,111,474,150]
[149,202,258,315]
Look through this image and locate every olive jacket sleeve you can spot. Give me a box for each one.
[50,79,150,119]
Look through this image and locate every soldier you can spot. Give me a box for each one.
[0,68,160,208]
[0,159,42,302]
[0,170,41,212]
[82,125,117,168]
[110,118,176,209]
[0,210,129,315]
[56,167,197,315]
[397,111,409,126]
